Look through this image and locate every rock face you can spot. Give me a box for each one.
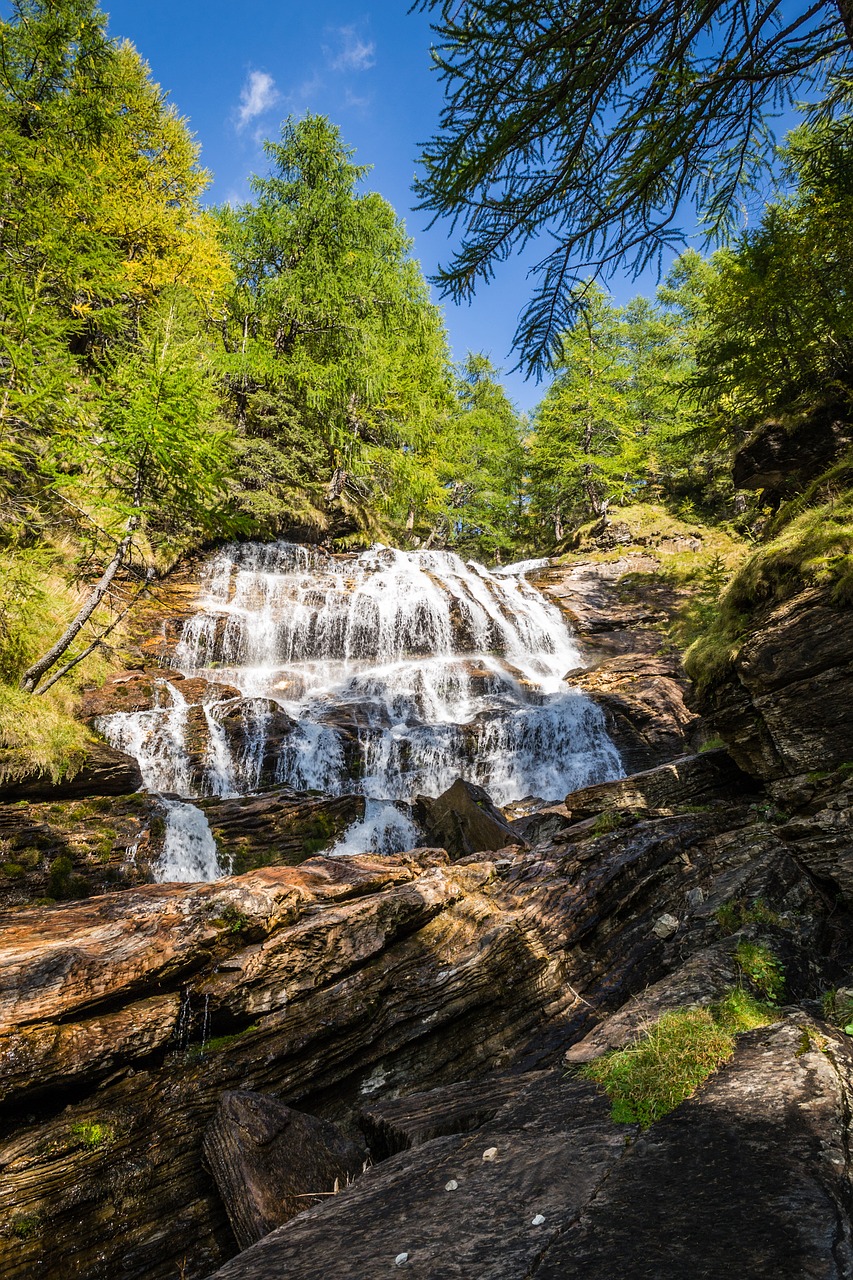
[531,557,700,771]
[415,778,527,858]
[203,1092,365,1249]
[733,405,853,504]
[0,791,165,907]
[563,748,759,819]
[206,1018,853,1280]
[704,587,853,780]
[0,739,142,801]
[2,756,852,1280]
[567,653,700,772]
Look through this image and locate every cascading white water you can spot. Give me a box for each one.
[100,541,623,872]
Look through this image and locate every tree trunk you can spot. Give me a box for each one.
[20,524,136,694]
[837,0,853,47]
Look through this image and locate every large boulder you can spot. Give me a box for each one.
[415,778,527,858]
[203,1091,365,1249]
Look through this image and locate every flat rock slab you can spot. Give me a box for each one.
[205,1070,633,1279]
[207,1018,853,1280]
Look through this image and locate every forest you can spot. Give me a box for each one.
[1,0,852,778]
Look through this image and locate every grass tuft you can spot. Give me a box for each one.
[580,989,777,1129]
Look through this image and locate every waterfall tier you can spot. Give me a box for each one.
[101,542,623,872]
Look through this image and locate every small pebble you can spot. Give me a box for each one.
[482,1146,498,1161]
[445,1179,459,1191]
[395,1253,409,1267]
[531,1214,545,1227]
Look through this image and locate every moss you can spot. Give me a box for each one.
[592,810,624,836]
[822,989,853,1034]
[0,861,25,879]
[580,989,776,1129]
[187,1023,259,1059]
[71,1121,114,1148]
[715,897,783,935]
[686,469,853,689]
[10,1213,41,1240]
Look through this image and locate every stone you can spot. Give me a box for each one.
[564,748,758,819]
[203,1071,634,1280]
[733,405,853,505]
[415,778,527,858]
[568,653,700,772]
[199,790,365,872]
[651,912,679,939]
[203,1091,365,1249]
[703,587,853,780]
[0,739,142,801]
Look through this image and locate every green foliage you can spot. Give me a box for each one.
[591,810,623,836]
[822,988,853,1034]
[215,115,455,540]
[414,0,853,372]
[580,989,776,1129]
[733,941,786,1003]
[71,1120,114,1148]
[715,898,782,935]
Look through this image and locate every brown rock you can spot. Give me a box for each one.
[200,790,365,872]
[704,588,853,780]
[203,1091,365,1249]
[0,740,142,801]
[564,749,759,819]
[415,778,527,857]
[569,653,700,772]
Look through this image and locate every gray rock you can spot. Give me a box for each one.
[203,1091,365,1249]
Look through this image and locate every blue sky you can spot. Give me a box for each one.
[101,0,665,413]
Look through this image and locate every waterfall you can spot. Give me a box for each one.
[100,542,623,875]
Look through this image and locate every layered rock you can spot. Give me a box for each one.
[0,740,142,802]
[566,653,700,772]
[1,761,849,1280]
[207,1019,853,1280]
[703,587,853,780]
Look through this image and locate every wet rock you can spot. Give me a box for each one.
[533,555,668,662]
[569,653,700,772]
[0,740,142,801]
[415,778,527,858]
[703,587,853,780]
[199,790,365,871]
[0,792,166,908]
[203,1091,365,1248]
[564,749,759,819]
[80,670,240,719]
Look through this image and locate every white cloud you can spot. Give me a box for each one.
[328,26,375,73]
[236,70,280,131]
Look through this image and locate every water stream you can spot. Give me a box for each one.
[101,542,623,879]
